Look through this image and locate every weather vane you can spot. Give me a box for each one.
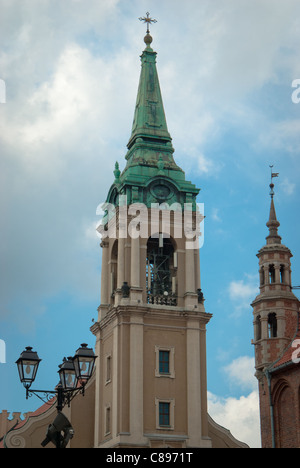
[269,165,279,198]
[139,12,157,34]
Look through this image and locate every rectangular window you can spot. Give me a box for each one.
[155,398,175,430]
[155,346,175,378]
[159,402,170,427]
[159,350,170,374]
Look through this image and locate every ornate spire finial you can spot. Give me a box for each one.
[139,12,157,47]
[114,161,120,182]
[266,165,281,244]
[139,12,157,34]
[269,165,279,199]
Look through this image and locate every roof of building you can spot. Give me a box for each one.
[0,398,56,448]
[269,312,300,372]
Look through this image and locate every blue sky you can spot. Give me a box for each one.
[0,0,300,448]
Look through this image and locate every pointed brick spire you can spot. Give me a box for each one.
[266,182,281,245]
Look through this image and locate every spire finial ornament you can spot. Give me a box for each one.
[266,165,281,244]
[269,165,279,199]
[139,12,157,34]
[139,12,157,47]
[114,161,120,183]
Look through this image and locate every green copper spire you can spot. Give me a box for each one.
[127,33,172,149]
[105,19,200,210]
[123,26,181,177]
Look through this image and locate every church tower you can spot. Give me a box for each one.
[91,21,212,448]
[251,174,300,448]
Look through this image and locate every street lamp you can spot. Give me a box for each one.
[16,347,41,389]
[72,343,96,385]
[16,343,97,447]
[16,343,97,411]
[58,357,78,391]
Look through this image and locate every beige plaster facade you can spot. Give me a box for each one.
[2,377,248,448]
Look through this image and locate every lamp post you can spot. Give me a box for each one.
[16,343,97,447]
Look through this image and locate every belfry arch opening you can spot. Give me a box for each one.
[260,267,264,286]
[280,264,285,283]
[146,235,177,306]
[110,240,118,302]
[268,313,277,338]
[269,264,275,284]
[255,315,262,341]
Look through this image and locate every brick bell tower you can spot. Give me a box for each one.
[91,21,212,448]
[251,173,300,448]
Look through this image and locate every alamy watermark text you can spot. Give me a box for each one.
[292,339,300,364]
[96,197,204,249]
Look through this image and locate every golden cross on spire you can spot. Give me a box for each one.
[139,12,157,34]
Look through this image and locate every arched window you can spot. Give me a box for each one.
[110,240,118,300]
[280,265,285,283]
[268,313,277,338]
[255,315,262,341]
[260,268,265,286]
[146,235,176,306]
[273,380,297,448]
[269,264,275,283]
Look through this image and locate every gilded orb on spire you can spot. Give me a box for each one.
[139,12,157,46]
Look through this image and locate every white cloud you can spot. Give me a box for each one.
[229,278,258,301]
[208,390,261,448]
[280,177,296,196]
[0,7,140,325]
[228,274,258,317]
[223,356,257,392]
[208,355,260,448]
[211,208,221,222]
[256,119,300,156]
[0,0,298,337]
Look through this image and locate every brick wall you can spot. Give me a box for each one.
[259,366,300,448]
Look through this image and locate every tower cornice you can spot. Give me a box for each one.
[257,243,293,258]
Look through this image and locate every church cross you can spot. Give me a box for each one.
[139,12,157,34]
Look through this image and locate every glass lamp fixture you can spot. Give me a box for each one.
[16,347,41,388]
[72,343,97,384]
[58,357,78,390]
[16,343,97,413]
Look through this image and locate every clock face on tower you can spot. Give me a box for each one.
[152,184,171,200]
[149,180,175,203]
